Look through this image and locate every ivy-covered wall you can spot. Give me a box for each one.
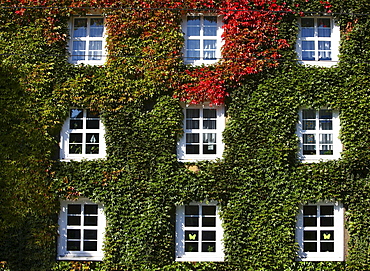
[1,0,370,270]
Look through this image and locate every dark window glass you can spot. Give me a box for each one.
[69,133,83,143]
[202,206,216,215]
[87,120,100,129]
[185,242,198,252]
[84,216,98,226]
[303,206,317,215]
[67,241,80,251]
[202,231,216,241]
[203,144,216,154]
[69,144,83,154]
[320,217,334,227]
[70,120,83,129]
[186,133,199,143]
[186,145,199,154]
[202,217,216,227]
[186,120,199,129]
[303,217,317,227]
[203,120,216,129]
[185,217,199,227]
[186,109,200,118]
[202,242,216,252]
[320,230,334,240]
[320,205,334,215]
[203,109,216,118]
[70,109,83,118]
[185,231,198,241]
[67,216,81,226]
[185,206,199,215]
[302,109,315,119]
[87,110,100,118]
[304,242,317,252]
[320,242,334,252]
[67,229,81,239]
[68,204,82,214]
[84,241,97,251]
[86,144,99,154]
[303,231,317,240]
[86,133,99,144]
[85,204,98,214]
[84,230,97,240]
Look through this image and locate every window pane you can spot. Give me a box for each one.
[70,109,83,118]
[202,242,216,252]
[301,18,314,27]
[84,241,97,251]
[86,144,99,154]
[202,217,216,227]
[320,217,334,227]
[185,242,198,252]
[68,204,82,214]
[302,51,315,61]
[72,41,86,61]
[67,216,81,226]
[203,109,217,118]
[73,18,87,37]
[84,216,98,226]
[320,134,333,144]
[85,204,98,214]
[86,133,99,144]
[203,133,216,143]
[303,145,316,155]
[67,241,80,251]
[67,229,81,239]
[304,231,317,240]
[186,145,199,154]
[90,18,104,37]
[203,120,216,129]
[186,133,199,143]
[302,41,315,50]
[303,134,315,144]
[318,19,331,37]
[187,40,200,49]
[303,206,317,215]
[186,120,199,129]
[203,144,216,154]
[84,230,98,240]
[185,217,199,227]
[204,40,216,50]
[320,205,334,215]
[185,231,198,241]
[303,217,317,227]
[70,120,83,129]
[320,242,334,252]
[186,109,200,118]
[87,110,99,118]
[303,120,316,130]
[185,206,199,215]
[69,144,83,154]
[187,16,200,36]
[202,205,216,215]
[304,242,317,252]
[204,16,217,36]
[187,50,200,60]
[87,120,100,129]
[204,50,216,60]
[302,109,316,119]
[202,231,216,241]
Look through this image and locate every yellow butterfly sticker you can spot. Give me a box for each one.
[323,233,331,240]
[189,233,197,240]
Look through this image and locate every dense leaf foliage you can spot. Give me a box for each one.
[1,0,370,270]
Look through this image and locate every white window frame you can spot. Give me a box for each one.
[182,14,223,65]
[57,198,106,261]
[296,17,340,67]
[296,201,344,261]
[177,104,225,161]
[60,108,106,161]
[297,108,341,162]
[175,201,224,262]
[69,16,106,65]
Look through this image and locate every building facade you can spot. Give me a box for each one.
[1,0,370,270]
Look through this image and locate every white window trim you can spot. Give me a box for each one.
[57,198,106,261]
[296,17,340,67]
[297,108,341,163]
[175,201,224,262]
[68,16,107,65]
[296,201,344,261]
[177,103,225,162]
[60,108,106,161]
[182,14,223,65]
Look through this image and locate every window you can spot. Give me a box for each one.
[70,17,106,65]
[175,202,224,261]
[297,17,340,67]
[57,198,106,261]
[177,104,225,161]
[60,109,106,161]
[296,202,344,261]
[297,108,341,162]
[183,15,223,65]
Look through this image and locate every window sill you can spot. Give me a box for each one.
[299,156,341,163]
[176,255,224,262]
[59,156,106,162]
[57,255,103,261]
[298,60,338,67]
